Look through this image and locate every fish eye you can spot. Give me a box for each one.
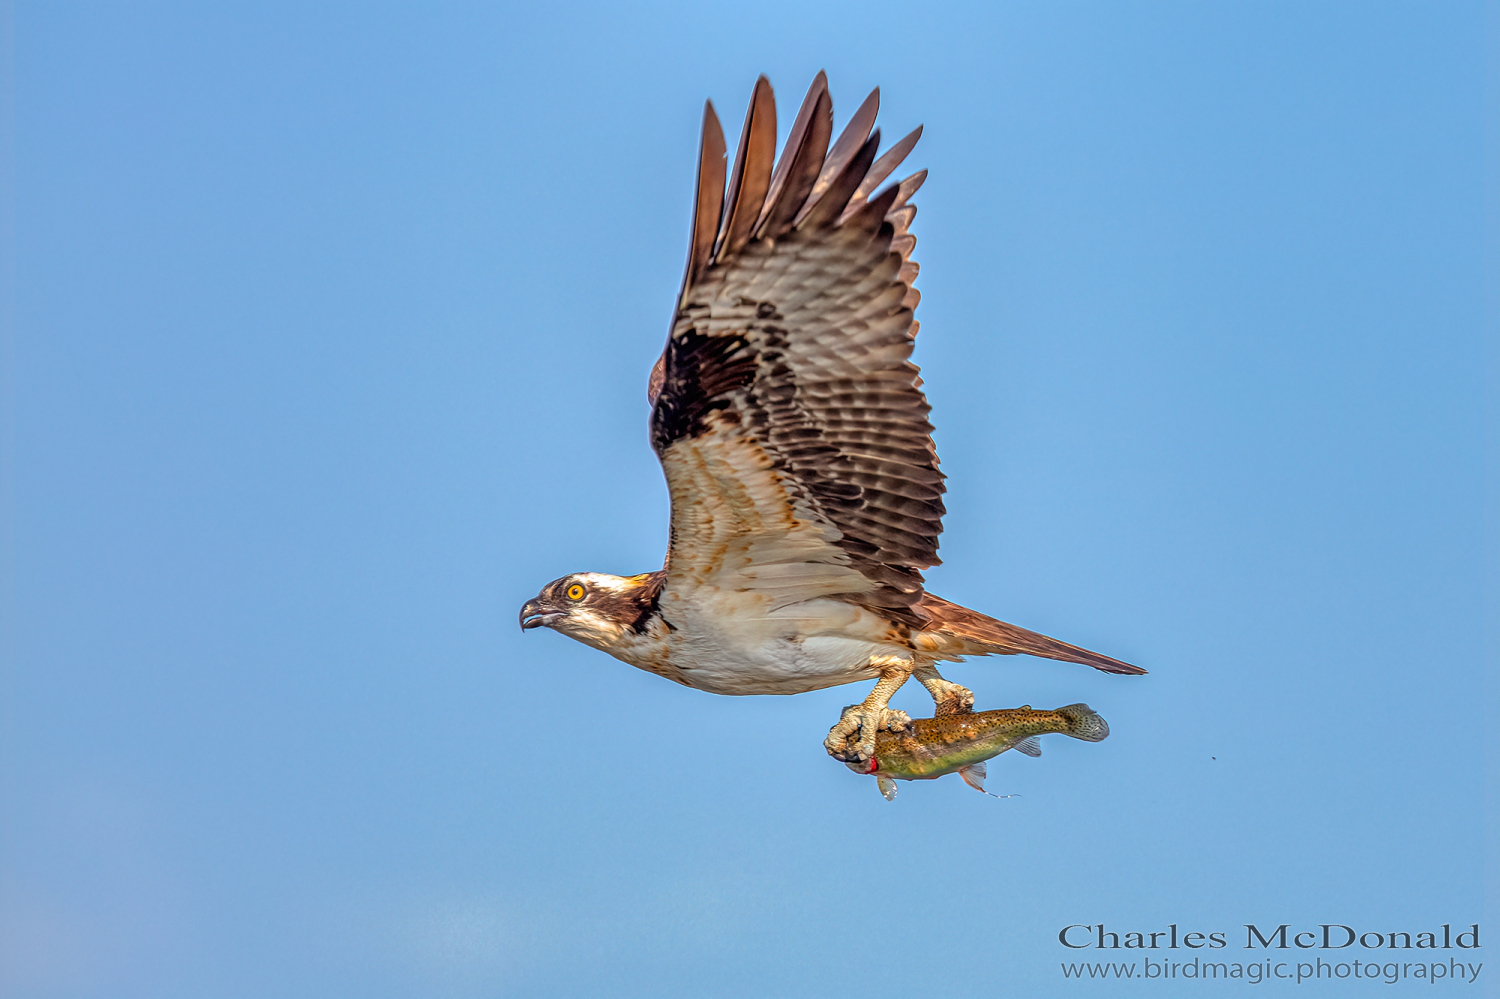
[566,583,586,601]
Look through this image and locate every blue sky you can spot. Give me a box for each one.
[1,3,1492,997]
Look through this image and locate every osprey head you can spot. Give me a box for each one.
[519,571,665,652]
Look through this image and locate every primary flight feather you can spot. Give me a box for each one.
[520,74,1144,763]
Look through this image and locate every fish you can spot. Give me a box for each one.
[846,703,1110,801]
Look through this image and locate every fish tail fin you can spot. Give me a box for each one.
[1055,703,1110,742]
[913,595,1146,676]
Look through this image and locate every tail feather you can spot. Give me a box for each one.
[914,594,1147,675]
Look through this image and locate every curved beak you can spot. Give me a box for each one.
[519,598,561,631]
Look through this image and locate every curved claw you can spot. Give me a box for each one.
[932,683,974,717]
[823,704,913,763]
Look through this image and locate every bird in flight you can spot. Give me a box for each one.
[520,73,1145,765]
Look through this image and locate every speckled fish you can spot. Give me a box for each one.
[847,703,1109,800]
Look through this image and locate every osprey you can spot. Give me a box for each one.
[520,74,1145,764]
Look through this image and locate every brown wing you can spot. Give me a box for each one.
[649,74,936,626]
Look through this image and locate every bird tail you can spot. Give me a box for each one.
[912,594,1147,675]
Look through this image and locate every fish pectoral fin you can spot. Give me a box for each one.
[876,776,899,801]
[959,762,1023,801]
[959,761,987,791]
[1015,736,1043,758]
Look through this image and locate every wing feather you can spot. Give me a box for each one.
[892,169,926,211]
[798,87,879,224]
[797,130,880,231]
[716,76,776,261]
[755,73,831,239]
[683,102,726,297]
[651,76,940,625]
[843,126,922,220]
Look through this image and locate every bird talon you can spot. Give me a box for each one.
[824,705,911,761]
[933,685,974,717]
[915,667,974,717]
[881,708,913,733]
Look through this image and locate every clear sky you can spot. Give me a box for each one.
[1,3,1492,997]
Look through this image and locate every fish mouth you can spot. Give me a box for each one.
[519,601,564,631]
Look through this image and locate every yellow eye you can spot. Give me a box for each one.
[566,583,586,601]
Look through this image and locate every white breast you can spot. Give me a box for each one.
[647,590,904,695]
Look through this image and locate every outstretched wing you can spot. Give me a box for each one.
[648,74,939,627]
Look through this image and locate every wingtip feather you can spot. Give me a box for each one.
[800,86,880,223]
[682,101,727,293]
[798,129,881,230]
[716,76,777,261]
[756,79,831,239]
[847,124,924,211]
